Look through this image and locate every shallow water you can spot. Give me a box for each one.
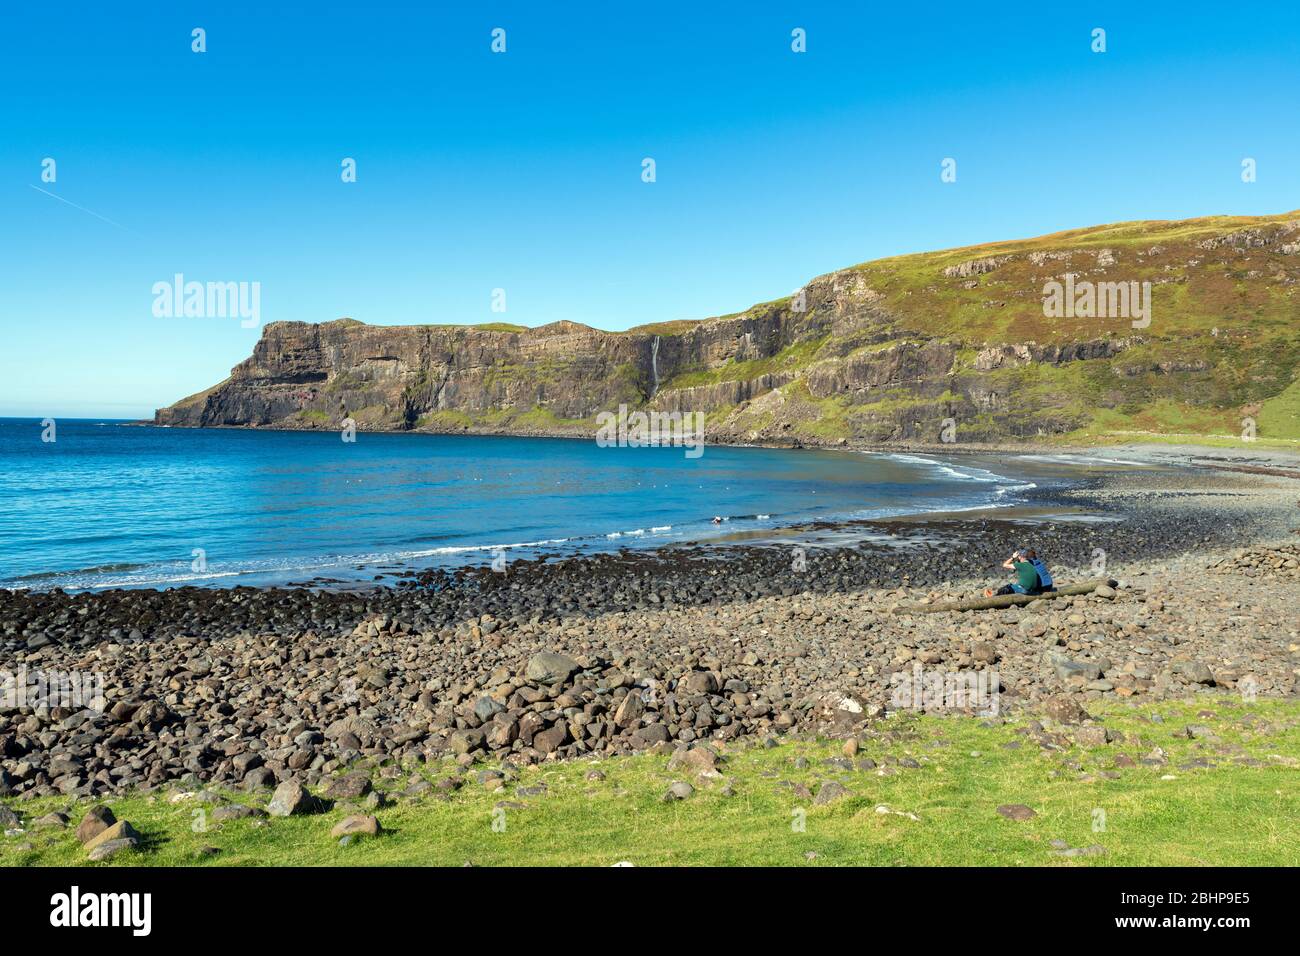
[0,419,1106,590]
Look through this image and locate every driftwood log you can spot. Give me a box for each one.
[892,579,1117,615]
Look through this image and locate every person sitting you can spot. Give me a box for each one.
[984,548,1043,597]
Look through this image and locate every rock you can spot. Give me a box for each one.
[243,767,277,790]
[476,769,505,788]
[996,804,1036,821]
[323,772,372,800]
[76,806,117,844]
[1043,697,1090,725]
[1045,652,1101,683]
[487,718,519,748]
[525,652,581,686]
[813,781,850,806]
[1174,661,1215,685]
[533,724,570,754]
[88,837,139,862]
[331,814,382,839]
[83,820,141,853]
[662,781,694,801]
[682,671,719,695]
[613,692,646,728]
[267,780,321,817]
[667,747,718,775]
[633,723,670,746]
[33,812,69,829]
[1073,726,1108,747]
[448,729,486,755]
[0,806,20,829]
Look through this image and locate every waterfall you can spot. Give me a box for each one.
[650,335,661,397]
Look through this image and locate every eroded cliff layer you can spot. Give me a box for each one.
[157,212,1300,444]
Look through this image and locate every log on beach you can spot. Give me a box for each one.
[892,579,1117,615]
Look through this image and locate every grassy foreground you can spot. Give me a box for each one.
[3,697,1298,867]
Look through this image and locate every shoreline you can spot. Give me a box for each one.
[137,416,1300,460]
[12,431,1300,594]
[2,451,1298,797]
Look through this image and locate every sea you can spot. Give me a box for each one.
[0,418,1089,591]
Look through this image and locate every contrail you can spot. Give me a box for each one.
[28,183,141,235]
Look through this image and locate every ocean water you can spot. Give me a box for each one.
[0,419,1047,591]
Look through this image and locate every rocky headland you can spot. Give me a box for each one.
[155,212,1300,446]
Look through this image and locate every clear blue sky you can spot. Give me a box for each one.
[3,1,1298,418]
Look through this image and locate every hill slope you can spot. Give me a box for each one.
[156,212,1300,445]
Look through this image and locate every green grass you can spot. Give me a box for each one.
[4,697,1297,867]
[1259,374,1300,440]
[623,319,701,337]
[418,321,528,334]
[661,336,829,391]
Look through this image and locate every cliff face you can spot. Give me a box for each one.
[156,212,1300,444]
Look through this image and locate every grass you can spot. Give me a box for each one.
[1260,374,1300,438]
[3,697,1297,867]
[661,336,829,391]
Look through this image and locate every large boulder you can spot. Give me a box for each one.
[525,652,581,686]
[331,815,382,839]
[1174,661,1215,685]
[83,820,141,853]
[1043,696,1090,725]
[76,806,117,844]
[267,780,322,817]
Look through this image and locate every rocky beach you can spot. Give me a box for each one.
[2,443,1298,804]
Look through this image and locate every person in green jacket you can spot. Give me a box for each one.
[984,548,1043,597]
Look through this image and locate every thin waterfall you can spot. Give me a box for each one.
[650,335,661,397]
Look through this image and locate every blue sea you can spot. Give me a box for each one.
[0,418,1051,591]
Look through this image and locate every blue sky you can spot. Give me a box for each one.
[2,1,1299,418]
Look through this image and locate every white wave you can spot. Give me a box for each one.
[936,464,1001,482]
[402,537,571,556]
[879,452,1010,483]
[995,482,1038,497]
[882,452,939,465]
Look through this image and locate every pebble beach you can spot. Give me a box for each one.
[2,444,1298,800]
